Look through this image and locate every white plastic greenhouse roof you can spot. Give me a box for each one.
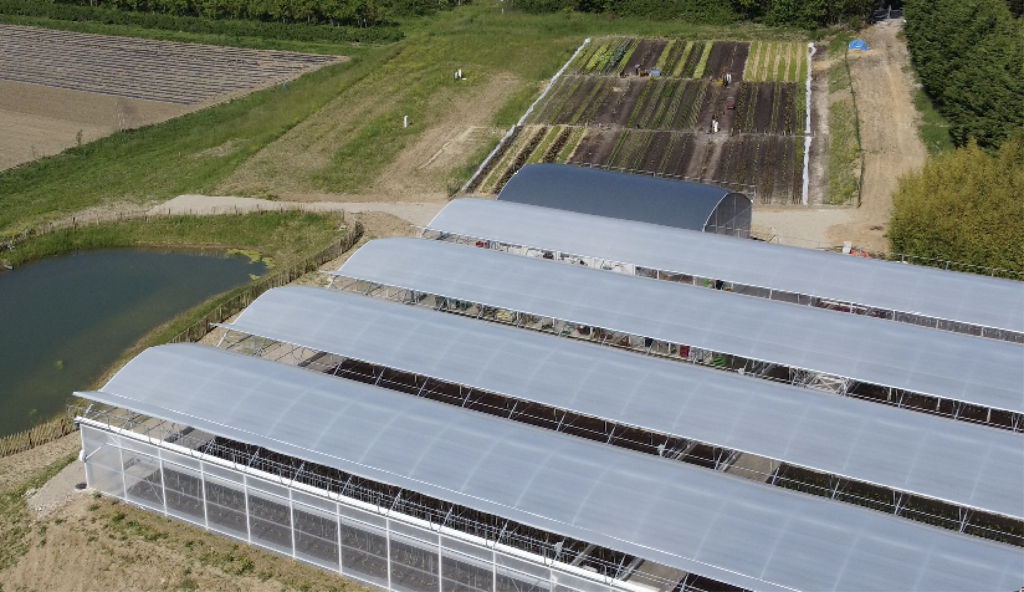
[332,239,1024,414]
[426,199,1024,336]
[78,344,1024,592]
[223,286,1024,519]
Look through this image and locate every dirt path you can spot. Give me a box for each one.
[150,194,444,226]
[753,23,926,250]
[824,21,927,250]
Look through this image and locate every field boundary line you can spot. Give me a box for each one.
[461,37,591,194]
[801,43,815,205]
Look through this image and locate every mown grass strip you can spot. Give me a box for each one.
[828,99,860,204]
[672,41,695,77]
[745,40,761,81]
[654,39,675,72]
[787,42,799,82]
[759,41,773,81]
[526,127,558,165]
[693,41,713,78]
[557,127,586,163]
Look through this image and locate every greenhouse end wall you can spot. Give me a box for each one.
[79,422,634,592]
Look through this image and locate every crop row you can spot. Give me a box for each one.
[743,41,807,83]
[563,128,802,204]
[476,125,584,194]
[529,76,711,131]
[566,37,748,79]
[732,82,804,135]
[714,135,803,204]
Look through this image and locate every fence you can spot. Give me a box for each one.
[0,416,78,459]
[168,220,364,344]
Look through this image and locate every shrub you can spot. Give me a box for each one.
[889,133,1024,273]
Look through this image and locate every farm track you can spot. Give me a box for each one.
[0,25,338,104]
[506,37,809,203]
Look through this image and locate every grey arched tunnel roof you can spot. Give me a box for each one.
[426,198,1024,337]
[77,344,1024,592]
[223,286,1024,518]
[496,164,751,237]
[331,239,1024,414]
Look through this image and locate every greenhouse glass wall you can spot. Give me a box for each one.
[79,421,671,592]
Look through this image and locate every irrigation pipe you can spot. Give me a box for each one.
[801,43,816,206]
[460,37,592,194]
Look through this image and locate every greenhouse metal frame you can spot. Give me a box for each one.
[74,344,1024,592]
[216,286,1024,526]
[423,199,1024,343]
[328,239,1024,431]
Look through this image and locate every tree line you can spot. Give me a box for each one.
[511,0,877,28]
[0,0,403,41]
[54,0,465,27]
[904,0,1023,149]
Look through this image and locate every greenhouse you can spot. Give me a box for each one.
[496,164,751,239]
[76,344,1024,592]
[423,199,1024,343]
[216,285,1024,524]
[329,239,1024,429]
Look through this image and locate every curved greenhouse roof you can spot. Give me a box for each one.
[426,198,1024,339]
[224,286,1024,518]
[331,239,1024,414]
[78,344,1024,592]
[496,164,751,238]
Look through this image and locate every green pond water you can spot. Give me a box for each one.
[0,249,265,437]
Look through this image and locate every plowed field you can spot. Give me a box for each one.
[0,25,341,171]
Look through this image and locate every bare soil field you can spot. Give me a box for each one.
[0,25,338,105]
[0,25,341,172]
[823,22,927,251]
[0,79,189,170]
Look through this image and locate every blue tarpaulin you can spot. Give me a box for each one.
[848,40,869,51]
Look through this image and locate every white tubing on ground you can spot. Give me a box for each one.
[460,37,592,194]
[801,43,816,206]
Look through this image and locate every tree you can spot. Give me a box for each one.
[904,0,1024,148]
[888,133,1024,274]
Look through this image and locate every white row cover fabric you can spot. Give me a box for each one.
[79,344,1024,592]
[332,239,1024,414]
[426,199,1024,335]
[223,286,1024,519]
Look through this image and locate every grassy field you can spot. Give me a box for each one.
[912,89,955,156]
[3,211,343,268]
[0,3,801,235]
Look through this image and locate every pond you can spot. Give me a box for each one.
[0,249,266,438]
